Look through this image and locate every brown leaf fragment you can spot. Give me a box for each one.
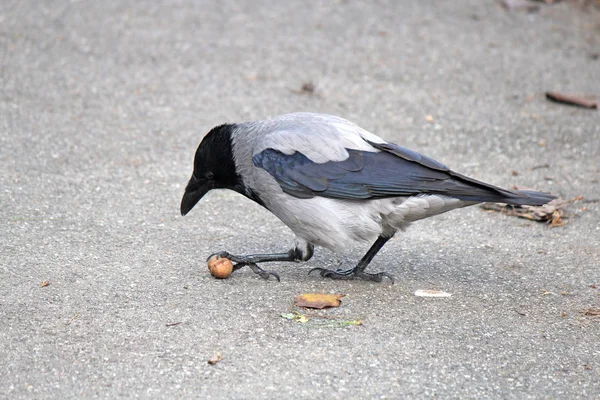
[546,92,598,109]
[41,281,50,287]
[208,352,223,365]
[294,293,344,309]
[480,196,582,226]
[580,308,600,317]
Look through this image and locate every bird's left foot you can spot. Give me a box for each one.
[308,267,394,283]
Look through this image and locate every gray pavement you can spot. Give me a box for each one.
[1,1,600,398]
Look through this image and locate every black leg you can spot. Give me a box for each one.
[208,242,314,281]
[309,235,394,283]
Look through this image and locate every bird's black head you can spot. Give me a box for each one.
[180,124,241,216]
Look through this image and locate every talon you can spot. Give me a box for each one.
[308,266,394,283]
[207,251,231,262]
[266,271,281,282]
[246,263,280,282]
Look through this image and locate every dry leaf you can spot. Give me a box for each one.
[414,289,452,298]
[208,352,223,365]
[580,308,600,317]
[294,293,344,309]
[481,196,582,226]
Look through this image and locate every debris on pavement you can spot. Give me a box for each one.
[480,196,583,227]
[208,352,223,365]
[281,311,309,323]
[294,293,344,309]
[545,92,598,109]
[414,289,452,298]
[281,310,363,328]
[580,308,600,317]
[291,81,317,96]
[41,281,50,287]
[66,312,80,326]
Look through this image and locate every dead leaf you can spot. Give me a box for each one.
[414,289,452,298]
[41,281,50,287]
[480,196,582,226]
[208,352,223,365]
[580,308,600,317]
[546,92,598,109]
[294,293,344,309]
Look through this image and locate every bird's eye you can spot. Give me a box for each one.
[206,172,214,180]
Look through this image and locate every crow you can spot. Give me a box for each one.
[181,113,554,282]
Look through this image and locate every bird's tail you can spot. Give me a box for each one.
[500,190,556,206]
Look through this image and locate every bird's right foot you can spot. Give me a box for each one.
[308,266,394,283]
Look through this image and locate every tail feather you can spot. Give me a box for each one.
[505,190,556,206]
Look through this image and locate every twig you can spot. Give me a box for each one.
[66,312,80,325]
[546,92,598,109]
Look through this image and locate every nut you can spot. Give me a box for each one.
[207,255,233,279]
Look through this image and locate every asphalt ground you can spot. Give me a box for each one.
[1,1,599,398]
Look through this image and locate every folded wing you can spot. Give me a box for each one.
[253,141,555,206]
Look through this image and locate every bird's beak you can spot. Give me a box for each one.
[180,175,211,216]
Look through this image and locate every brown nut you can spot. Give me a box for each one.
[207,255,233,279]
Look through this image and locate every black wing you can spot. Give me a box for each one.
[252,142,555,206]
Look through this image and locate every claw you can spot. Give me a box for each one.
[308,267,394,283]
[207,251,249,264]
[246,263,281,282]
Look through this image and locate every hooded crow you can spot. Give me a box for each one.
[181,113,555,282]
